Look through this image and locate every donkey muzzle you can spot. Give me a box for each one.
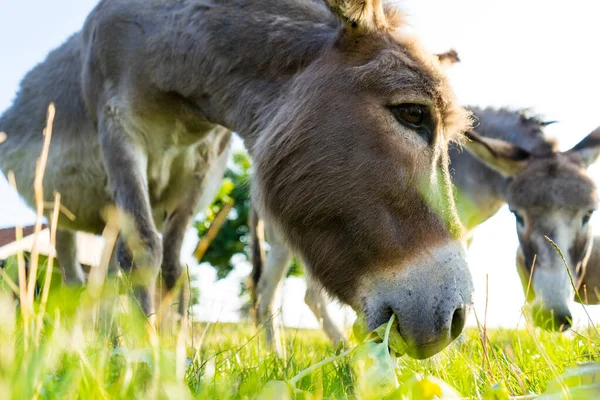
[362,241,474,359]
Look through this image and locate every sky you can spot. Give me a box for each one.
[1,0,600,331]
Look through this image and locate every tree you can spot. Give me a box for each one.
[193,151,304,282]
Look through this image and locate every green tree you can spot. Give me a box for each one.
[193,151,304,281]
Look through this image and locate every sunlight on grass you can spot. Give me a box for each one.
[0,290,599,399]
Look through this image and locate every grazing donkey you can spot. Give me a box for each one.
[464,114,600,331]
[0,0,474,359]
[251,107,600,344]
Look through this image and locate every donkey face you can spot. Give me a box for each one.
[253,0,473,358]
[464,127,600,331]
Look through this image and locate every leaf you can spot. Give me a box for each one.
[483,381,510,400]
[352,315,370,342]
[364,316,407,357]
[386,373,462,400]
[257,380,293,400]
[352,342,399,400]
[539,362,600,400]
[294,389,317,400]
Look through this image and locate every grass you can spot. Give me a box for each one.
[0,277,598,400]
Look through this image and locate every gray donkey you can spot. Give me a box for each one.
[0,0,476,359]
[465,111,600,331]
[251,106,600,346]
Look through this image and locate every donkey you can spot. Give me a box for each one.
[251,107,600,345]
[0,0,474,359]
[465,114,600,331]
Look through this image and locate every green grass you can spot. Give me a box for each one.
[0,265,599,400]
[1,247,599,399]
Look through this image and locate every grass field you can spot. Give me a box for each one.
[0,215,599,400]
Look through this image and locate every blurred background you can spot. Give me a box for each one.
[0,0,599,331]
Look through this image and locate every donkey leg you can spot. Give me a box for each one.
[55,229,86,285]
[257,229,292,352]
[161,208,197,316]
[304,272,345,346]
[99,108,162,316]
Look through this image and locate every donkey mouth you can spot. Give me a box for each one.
[359,303,469,360]
[397,306,468,360]
[357,241,473,359]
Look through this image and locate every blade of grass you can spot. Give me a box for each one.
[524,254,537,304]
[27,103,55,306]
[482,274,490,376]
[43,201,76,221]
[176,271,190,381]
[288,349,353,386]
[35,191,61,343]
[0,266,20,296]
[88,207,120,298]
[7,171,30,334]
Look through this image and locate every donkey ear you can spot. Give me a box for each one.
[462,130,531,177]
[436,49,460,67]
[324,0,387,31]
[565,126,600,168]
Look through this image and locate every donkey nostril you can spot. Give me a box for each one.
[450,306,467,340]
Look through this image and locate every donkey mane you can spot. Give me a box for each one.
[139,0,342,135]
[469,106,558,156]
[142,0,409,91]
[145,0,338,77]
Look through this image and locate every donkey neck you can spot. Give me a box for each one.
[144,0,338,149]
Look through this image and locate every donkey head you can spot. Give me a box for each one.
[464,126,600,331]
[253,0,473,358]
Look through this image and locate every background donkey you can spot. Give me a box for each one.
[0,0,474,359]
[466,116,600,331]
[251,107,600,344]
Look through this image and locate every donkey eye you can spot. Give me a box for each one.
[395,104,424,125]
[582,210,595,226]
[511,210,525,227]
[390,104,434,144]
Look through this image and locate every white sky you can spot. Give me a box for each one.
[1,0,600,330]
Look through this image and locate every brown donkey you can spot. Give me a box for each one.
[0,0,473,358]
[251,107,600,344]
